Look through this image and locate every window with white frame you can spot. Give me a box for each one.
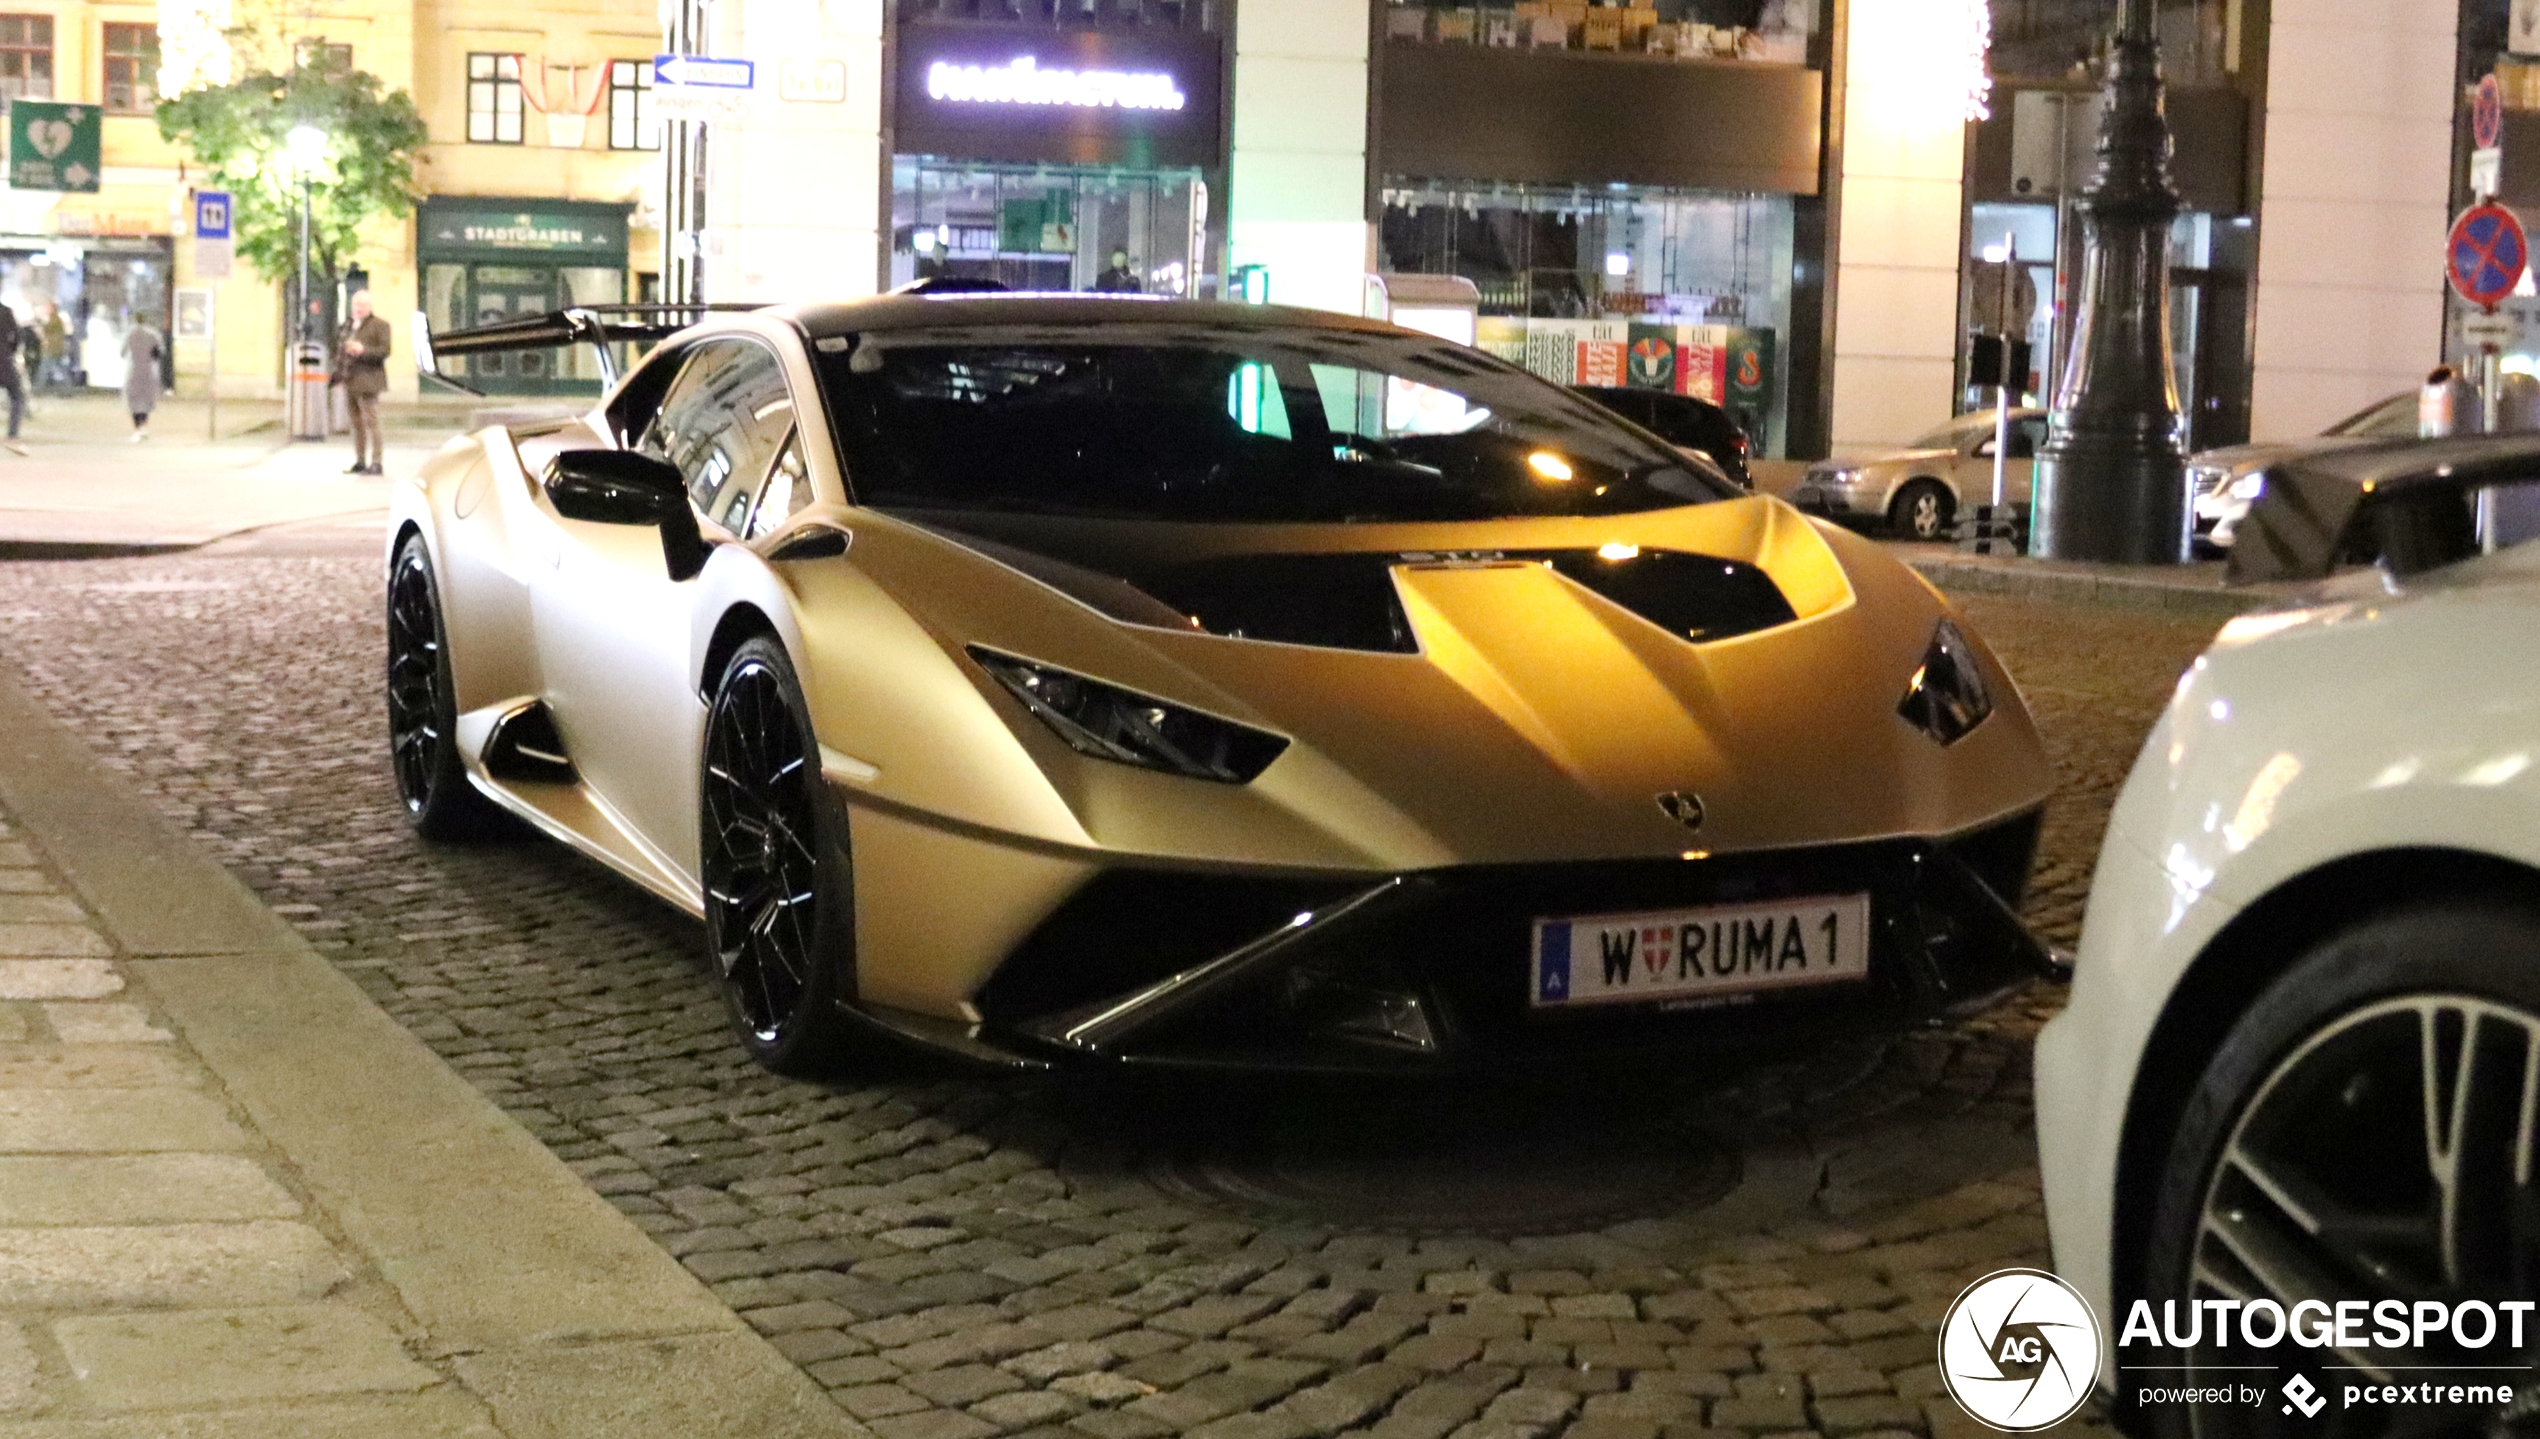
[466,52,523,143]
[103,22,158,112]
[607,59,656,150]
[0,15,53,100]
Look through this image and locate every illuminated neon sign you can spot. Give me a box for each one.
[924,56,1186,112]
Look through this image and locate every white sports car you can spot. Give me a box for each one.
[2036,435,2540,1436]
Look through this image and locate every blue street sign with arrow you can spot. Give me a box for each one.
[653,54,755,89]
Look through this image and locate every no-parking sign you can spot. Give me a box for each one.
[2448,201,2528,309]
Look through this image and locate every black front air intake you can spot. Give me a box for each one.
[1513,549,1797,643]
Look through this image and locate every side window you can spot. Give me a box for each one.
[607,343,688,447]
[2012,419,2046,458]
[636,339,798,535]
[746,428,813,540]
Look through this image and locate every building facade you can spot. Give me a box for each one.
[0,0,663,401]
[56,0,2459,443]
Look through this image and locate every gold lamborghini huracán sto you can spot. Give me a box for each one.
[388,293,2056,1075]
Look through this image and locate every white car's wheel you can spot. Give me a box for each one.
[1888,479,1954,541]
[2141,899,2540,1439]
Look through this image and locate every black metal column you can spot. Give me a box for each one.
[2030,0,2188,563]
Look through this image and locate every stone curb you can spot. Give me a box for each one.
[0,541,202,562]
[1905,556,2269,620]
[0,662,866,1438]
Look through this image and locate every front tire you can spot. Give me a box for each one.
[1888,479,1954,540]
[2141,899,2540,1439]
[386,533,505,840]
[700,635,859,1075]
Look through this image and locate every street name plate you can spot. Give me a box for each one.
[2464,310,2516,349]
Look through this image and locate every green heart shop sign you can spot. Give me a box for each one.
[8,101,100,193]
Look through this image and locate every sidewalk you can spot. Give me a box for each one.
[1893,543,2294,619]
[0,394,479,558]
[0,665,863,1436]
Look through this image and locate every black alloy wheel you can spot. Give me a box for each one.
[386,534,503,840]
[1890,479,1954,541]
[2144,901,2540,1439]
[700,635,857,1074]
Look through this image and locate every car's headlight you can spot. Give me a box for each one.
[2188,462,2231,495]
[2228,472,2266,501]
[1809,465,1861,486]
[969,647,1288,784]
[1897,618,1993,745]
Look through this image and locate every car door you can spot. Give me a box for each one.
[1961,419,2042,508]
[534,336,799,879]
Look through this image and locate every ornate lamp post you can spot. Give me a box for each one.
[2030,0,2188,563]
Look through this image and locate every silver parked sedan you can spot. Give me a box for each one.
[1788,409,2046,540]
[2186,390,2414,551]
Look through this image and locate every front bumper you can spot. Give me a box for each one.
[942,810,2054,1072]
[1789,478,1883,519]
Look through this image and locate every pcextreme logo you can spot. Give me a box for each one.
[1938,1269,2103,1432]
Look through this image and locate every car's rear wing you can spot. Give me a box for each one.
[417,303,772,394]
[2229,433,2540,583]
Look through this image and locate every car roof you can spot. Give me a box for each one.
[767,293,1424,343]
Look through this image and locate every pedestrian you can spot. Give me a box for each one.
[0,299,27,455]
[121,315,163,441]
[336,289,390,475]
[38,304,66,388]
[1094,248,1142,293]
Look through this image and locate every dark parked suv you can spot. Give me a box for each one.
[1575,386,1753,489]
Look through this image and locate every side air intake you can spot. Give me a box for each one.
[482,701,577,784]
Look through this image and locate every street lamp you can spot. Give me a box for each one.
[286,124,326,345]
[2028,0,2188,564]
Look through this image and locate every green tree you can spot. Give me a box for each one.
[156,61,428,286]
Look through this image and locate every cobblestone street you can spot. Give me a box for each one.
[0,540,2221,1439]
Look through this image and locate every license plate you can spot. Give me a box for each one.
[1530,894,1872,1009]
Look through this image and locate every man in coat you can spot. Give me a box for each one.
[336,289,390,474]
[0,301,25,453]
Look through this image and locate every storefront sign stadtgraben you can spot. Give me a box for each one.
[7,101,100,194]
[415,198,631,260]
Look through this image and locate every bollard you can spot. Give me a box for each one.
[285,341,329,441]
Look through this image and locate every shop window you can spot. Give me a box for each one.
[1378,177,1795,458]
[102,23,157,113]
[1376,0,1809,62]
[467,52,524,144]
[607,59,657,151]
[891,157,1205,296]
[0,15,53,100]
[1988,0,2230,84]
[294,38,352,74]
[895,0,1215,33]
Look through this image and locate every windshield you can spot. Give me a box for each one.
[1907,412,1998,449]
[2323,392,2418,438]
[812,329,1736,522]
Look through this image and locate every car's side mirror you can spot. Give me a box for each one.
[544,449,706,581]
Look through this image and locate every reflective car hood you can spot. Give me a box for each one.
[2192,434,2379,470]
[811,497,2053,870]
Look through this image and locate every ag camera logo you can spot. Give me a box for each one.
[1940,1269,2102,1431]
